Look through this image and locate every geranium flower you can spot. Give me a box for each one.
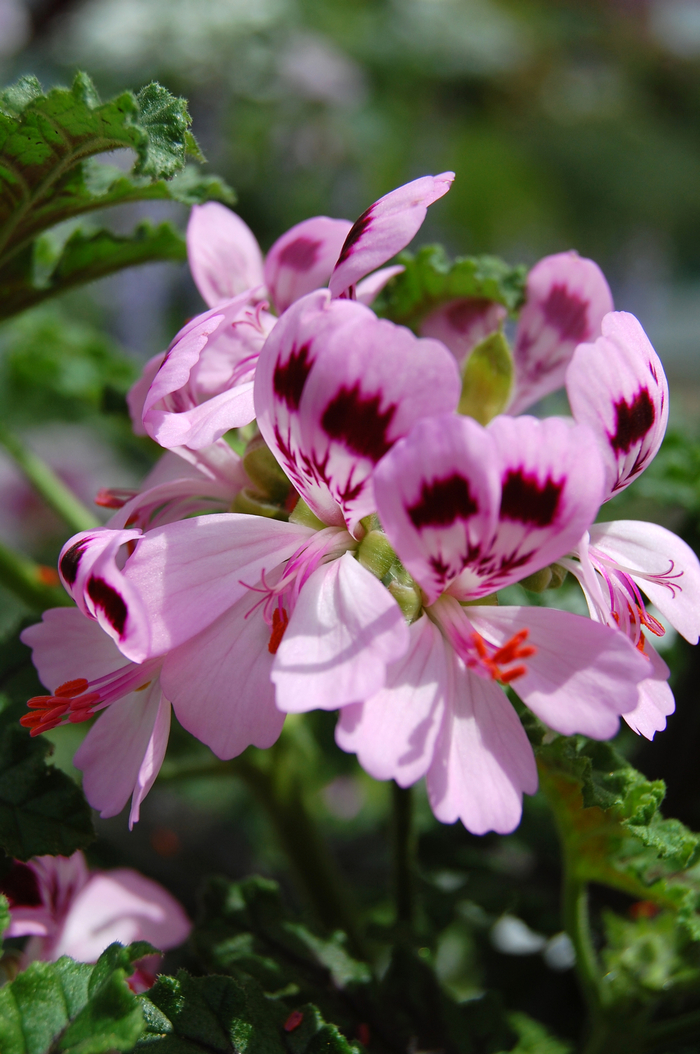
[330,412,649,835]
[31,293,460,771]
[132,173,454,453]
[2,850,190,988]
[561,311,700,738]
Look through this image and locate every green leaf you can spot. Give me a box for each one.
[0,71,233,316]
[537,737,700,938]
[0,220,187,321]
[0,304,137,424]
[0,890,8,939]
[458,330,513,424]
[601,910,700,1004]
[0,941,150,1054]
[376,245,527,330]
[0,626,94,860]
[137,971,288,1053]
[506,1012,573,1053]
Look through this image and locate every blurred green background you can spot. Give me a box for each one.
[5,2,700,1042]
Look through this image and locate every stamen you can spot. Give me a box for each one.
[54,679,89,698]
[470,629,535,684]
[268,608,289,654]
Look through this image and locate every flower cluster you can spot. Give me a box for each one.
[21,173,700,836]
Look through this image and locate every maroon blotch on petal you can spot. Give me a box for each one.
[59,538,91,587]
[86,577,128,637]
[446,298,494,333]
[541,284,589,342]
[321,385,396,463]
[0,861,42,908]
[278,238,322,272]
[500,469,563,527]
[609,388,655,454]
[273,343,314,411]
[407,474,479,530]
[335,206,374,267]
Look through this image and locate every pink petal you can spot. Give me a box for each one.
[187,202,265,307]
[272,553,409,712]
[264,216,353,313]
[469,605,649,738]
[426,655,537,836]
[509,252,613,414]
[53,868,191,962]
[56,529,151,660]
[129,692,171,828]
[108,475,236,533]
[623,641,674,739]
[74,682,167,820]
[589,520,700,644]
[127,353,165,437]
[123,516,315,657]
[354,265,405,306]
[161,593,284,759]
[328,172,455,298]
[21,607,128,692]
[373,413,500,605]
[255,291,461,534]
[566,311,668,498]
[335,615,447,785]
[420,298,507,368]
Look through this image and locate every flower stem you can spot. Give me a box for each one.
[562,868,603,1019]
[0,424,100,534]
[391,782,415,932]
[0,537,72,610]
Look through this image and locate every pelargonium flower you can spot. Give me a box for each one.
[131,173,454,453]
[419,251,613,413]
[330,412,650,835]
[2,850,190,988]
[33,293,460,769]
[559,311,700,738]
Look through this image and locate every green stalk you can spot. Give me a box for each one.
[0,537,72,610]
[391,781,415,932]
[641,1009,700,1052]
[562,868,603,1019]
[0,424,100,533]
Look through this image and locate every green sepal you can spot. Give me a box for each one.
[458,330,513,424]
[375,244,527,330]
[289,500,326,531]
[232,488,290,521]
[242,436,292,505]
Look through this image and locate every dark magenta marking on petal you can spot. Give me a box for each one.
[648,361,658,384]
[278,237,322,272]
[336,205,374,267]
[60,538,91,587]
[0,861,42,908]
[87,577,128,637]
[446,298,493,333]
[500,470,563,527]
[541,284,589,343]
[321,384,396,462]
[429,555,452,581]
[609,388,655,454]
[273,343,313,411]
[407,474,479,530]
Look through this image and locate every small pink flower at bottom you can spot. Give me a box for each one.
[1,850,190,987]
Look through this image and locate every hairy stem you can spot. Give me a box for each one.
[0,424,100,534]
[0,537,72,610]
[391,782,415,931]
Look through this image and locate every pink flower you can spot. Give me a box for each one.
[132,174,454,453]
[35,294,459,768]
[331,413,649,835]
[2,850,190,984]
[560,521,700,740]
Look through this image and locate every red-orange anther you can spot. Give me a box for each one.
[268,607,289,654]
[284,1010,304,1032]
[54,679,89,698]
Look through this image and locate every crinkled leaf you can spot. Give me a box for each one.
[0,941,150,1054]
[0,71,233,317]
[458,330,513,424]
[601,910,700,1004]
[538,738,700,938]
[376,245,527,329]
[0,220,187,321]
[0,625,94,860]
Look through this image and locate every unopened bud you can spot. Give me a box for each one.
[388,579,423,623]
[458,330,513,425]
[358,530,397,580]
[289,498,326,530]
[232,487,288,521]
[520,564,568,592]
[243,434,291,503]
